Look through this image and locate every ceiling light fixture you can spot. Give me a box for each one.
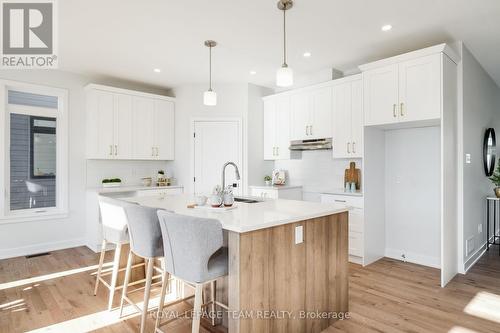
[276,0,293,87]
[203,40,217,106]
[381,24,392,32]
[250,70,257,75]
[303,52,311,58]
[153,68,161,73]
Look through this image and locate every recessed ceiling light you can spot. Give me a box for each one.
[381,24,392,32]
[303,52,312,58]
[250,70,257,75]
[153,68,161,73]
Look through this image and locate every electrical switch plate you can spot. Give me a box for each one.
[295,225,303,244]
[465,154,471,164]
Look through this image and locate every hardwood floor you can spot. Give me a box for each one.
[0,246,499,333]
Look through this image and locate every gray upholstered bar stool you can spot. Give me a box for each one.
[94,195,138,310]
[155,211,229,333]
[120,205,167,333]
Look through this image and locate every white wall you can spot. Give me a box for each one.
[168,83,273,195]
[274,150,362,202]
[384,127,441,268]
[0,70,171,259]
[459,44,500,270]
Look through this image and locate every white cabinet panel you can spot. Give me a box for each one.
[263,96,290,160]
[310,86,332,139]
[263,99,277,160]
[398,54,441,122]
[332,83,351,158]
[132,97,155,159]
[113,94,133,159]
[332,78,363,159]
[154,100,175,160]
[87,90,114,159]
[275,97,290,160]
[290,92,311,140]
[363,64,399,126]
[350,80,363,158]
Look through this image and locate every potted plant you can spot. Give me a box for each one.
[102,178,122,188]
[264,175,272,186]
[489,160,500,198]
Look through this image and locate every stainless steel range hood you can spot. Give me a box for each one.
[289,138,332,151]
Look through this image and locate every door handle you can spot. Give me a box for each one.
[334,199,347,203]
[352,142,356,153]
[400,102,404,116]
[114,145,118,156]
[393,104,397,118]
[347,142,351,153]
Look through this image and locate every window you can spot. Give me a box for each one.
[0,82,68,221]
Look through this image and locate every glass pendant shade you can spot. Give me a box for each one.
[276,66,293,87]
[203,90,217,106]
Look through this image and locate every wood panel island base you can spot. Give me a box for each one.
[228,213,349,333]
[127,195,350,333]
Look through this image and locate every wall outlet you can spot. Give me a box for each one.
[478,224,483,234]
[465,153,471,164]
[401,253,406,262]
[295,225,303,244]
[466,237,475,256]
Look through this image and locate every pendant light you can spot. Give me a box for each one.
[203,40,217,106]
[276,0,293,87]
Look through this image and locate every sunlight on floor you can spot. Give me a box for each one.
[25,292,179,332]
[448,327,479,333]
[464,291,500,324]
[0,262,111,291]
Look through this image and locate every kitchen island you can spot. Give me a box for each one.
[127,195,349,333]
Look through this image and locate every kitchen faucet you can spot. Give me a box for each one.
[222,162,241,190]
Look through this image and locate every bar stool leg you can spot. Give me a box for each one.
[108,243,122,310]
[211,280,216,326]
[192,283,203,333]
[94,239,107,296]
[155,271,169,331]
[119,249,134,317]
[140,258,154,333]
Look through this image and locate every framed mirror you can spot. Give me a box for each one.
[483,128,496,176]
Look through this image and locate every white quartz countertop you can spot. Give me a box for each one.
[125,194,349,233]
[249,185,302,190]
[88,185,183,194]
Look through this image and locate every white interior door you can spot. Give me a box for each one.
[193,120,242,196]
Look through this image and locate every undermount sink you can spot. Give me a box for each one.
[234,197,261,203]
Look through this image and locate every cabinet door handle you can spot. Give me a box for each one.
[335,199,347,203]
[310,125,313,136]
[109,145,113,156]
[347,142,351,153]
[273,147,276,156]
[400,102,404,116]
[152,147,155,157]
[114,145,118,156]
[305,126,309,136]
[393,104,397,118]
[156,147,159,157]
[352,142,356,153]
[276,147,279,156]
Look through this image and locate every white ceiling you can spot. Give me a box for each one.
[59,0,500,89]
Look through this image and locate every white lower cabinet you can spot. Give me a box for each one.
[135,187,183,197]
[320,193,364,264]
[250,186,302,200]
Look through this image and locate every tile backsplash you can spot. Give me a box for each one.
[274,150,362,201]
[86,160,175,187]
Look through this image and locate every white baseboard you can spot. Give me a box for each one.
[385,248,440,269]
[0,238,86,260]
[349,255,363,265]
[463,238,491,272]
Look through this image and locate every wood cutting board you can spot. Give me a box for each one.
[344,162,361,190]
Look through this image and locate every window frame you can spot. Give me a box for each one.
[30,116,57,180]
[0,80,69,223]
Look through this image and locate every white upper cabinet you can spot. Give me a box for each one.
[263,96,290,160]
[154,100,175,160]
[86,84,175,160]
[363,64,399,126]
[132,96,156,159]
[398,54,441,122]
[290,86,333,141]
[362,50,447,126]
[332,76,363,158]
[113,94,133,159]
